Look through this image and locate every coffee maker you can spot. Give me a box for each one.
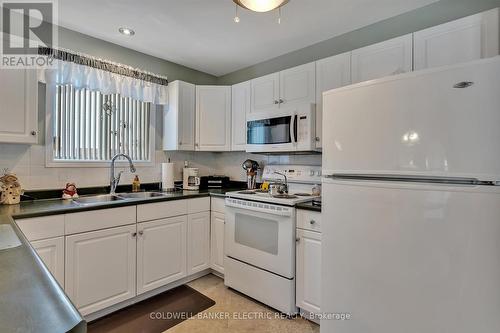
[183,167,200,190]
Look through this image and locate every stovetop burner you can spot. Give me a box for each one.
[272,194,298,199]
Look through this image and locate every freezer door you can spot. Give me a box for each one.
[321,180,500,333]
[322,57,500,181]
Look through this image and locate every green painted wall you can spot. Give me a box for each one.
[57,26,218,85]
[217,0,500,85]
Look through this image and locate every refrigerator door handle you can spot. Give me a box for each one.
[323,174,498,186]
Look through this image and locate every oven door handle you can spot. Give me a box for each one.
[290,114,297,144]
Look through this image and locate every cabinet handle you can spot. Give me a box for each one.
[279,99,284,104]
[195,143,199,147]
[315,137,320,142]
[274,100,279,104]
[132,232,137,237]
[179,141,182,145]
[296,237,300,242]
[138,230,144,236]
[310,220,316,225]
[30,131,37,136]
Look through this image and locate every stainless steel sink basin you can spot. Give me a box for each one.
[116,192,170,199]
[73,194,124,206]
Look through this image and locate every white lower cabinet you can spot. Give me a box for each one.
[187,211,211,275]
[31,236,65,288]
[296,229,321,315]
[137,216,187,295]
[65,224,137,316]
[210,211,225,274]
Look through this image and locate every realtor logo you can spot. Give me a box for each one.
[1,0,57,68]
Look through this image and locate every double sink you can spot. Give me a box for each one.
[73,192,174,206]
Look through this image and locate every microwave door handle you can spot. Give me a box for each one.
[293,115,298,143]
[290,115,296,144]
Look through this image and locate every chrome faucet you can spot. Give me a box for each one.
[109,154,136,194]
[274,171,289,194]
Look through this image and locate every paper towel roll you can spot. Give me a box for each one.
[161,163,175,191]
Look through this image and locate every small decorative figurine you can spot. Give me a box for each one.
[0,170,23,205]
[62,183,79,199]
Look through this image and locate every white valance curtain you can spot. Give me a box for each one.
[38,59,169,105]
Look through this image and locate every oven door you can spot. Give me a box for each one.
[224,198,295,278]
[246,113,296,153]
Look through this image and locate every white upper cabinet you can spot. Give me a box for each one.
[414,9,499,70]
[250,72,280,114]
[163,80,196,151]
[0,68,38,144]
[351,34,413,83]
[279,62,316,108]
[250,63,316,114]
[315,52,351,149]
[195,85,231,151]
[231,81,250,151]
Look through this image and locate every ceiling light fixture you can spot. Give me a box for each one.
[233,0,289,13]
[234,4,240,23]
[118,27,135,36]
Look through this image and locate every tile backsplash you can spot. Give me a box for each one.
[0,143,321,191]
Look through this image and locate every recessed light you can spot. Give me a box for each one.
[119,27,135,36]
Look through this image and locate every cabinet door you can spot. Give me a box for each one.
[195,86,231,151]
[163,81,195,151]
[231,81,250,151]
[210,211,225,274]
[279,62,316,108]
[250,72,280,114]
[296,229,321,315]
[65,225,137,316]
[414,8,499,70]
[351,34,413,83]
[137,216,187,294]
[0,68,37,143]
[31,236,65,288]
[187,211,210,275]
[315,53,351,148]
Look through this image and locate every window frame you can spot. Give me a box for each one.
[44,83,156,168]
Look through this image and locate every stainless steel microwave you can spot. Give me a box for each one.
[246,104,317,153]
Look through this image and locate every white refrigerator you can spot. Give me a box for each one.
[321,57,500,333]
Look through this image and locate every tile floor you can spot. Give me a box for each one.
[165,274,320,333]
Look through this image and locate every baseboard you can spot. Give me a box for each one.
[85,269,212,322]
[210,268,224,279]
[299,308,321,325]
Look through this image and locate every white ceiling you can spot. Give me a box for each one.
[58,0,438,76]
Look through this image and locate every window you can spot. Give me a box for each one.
[51,84,153,163]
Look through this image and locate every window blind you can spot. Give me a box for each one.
[53,84,151,162]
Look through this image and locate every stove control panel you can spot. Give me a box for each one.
[262,165,322,184]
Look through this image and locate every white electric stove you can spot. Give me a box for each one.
[226,164,322,206]
[224,165,321,315]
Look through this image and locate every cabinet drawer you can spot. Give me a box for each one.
[15,215,65,241]
[188,197,210,214]
[65,206,136,234]
[297,210,322,233]
[137,200,187,222]
[211,197,225,214]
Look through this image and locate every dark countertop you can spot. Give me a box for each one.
[0,187,243,333]
[296,201,322,212]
